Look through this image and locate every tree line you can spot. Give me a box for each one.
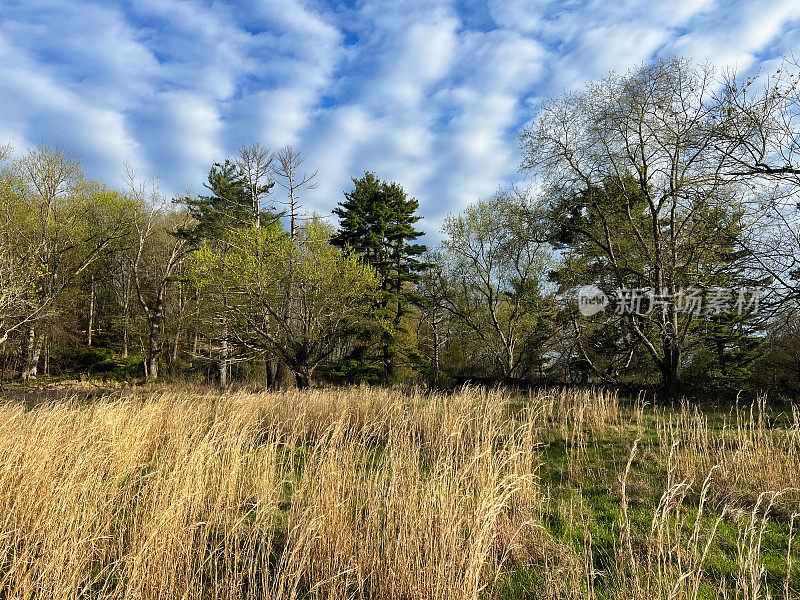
[4,57,800,397]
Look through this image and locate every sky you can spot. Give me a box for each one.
[2,0,800,238]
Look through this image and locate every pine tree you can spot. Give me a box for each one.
[178,158,277,389]
[547,173,768,393]
[332,172,429,381]
[180,159,277,245]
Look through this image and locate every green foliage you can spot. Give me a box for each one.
[544,170,768,390]
[50,347,142,381]
[180,159,277,245]
[439,193,555,381]
[191,221,381,387]
[321,348,384,385]
[332,172,429,380]
[0,145,138,359]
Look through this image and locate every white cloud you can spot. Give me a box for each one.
[1,0,799,238]
[665,0,800,72]
[0,27,142,178]
[135,90,225,191]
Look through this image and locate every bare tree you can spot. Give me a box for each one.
[708,61,800,302]
[273,145,318,239]
[234,143,274,229]
[520,58,762,397]
[127,168,190,380]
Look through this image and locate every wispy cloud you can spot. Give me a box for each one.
[1,0,798,238]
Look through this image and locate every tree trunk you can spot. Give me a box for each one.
[169,281,185,372]
[141,336,149,379]
[382,329,394,384]
[294,368,311,389]
[275,361,285,390]
[218,325,228,390]
[660,339,681,401]
[43,335,50,376]
[189,290,200,368]
[147,354,159,379]
[0,347,6,384]
[20,326,43,381]
[429,315,440,388]
[146,296,164,380]
[266,359,286,390]
[122,270,131,359]
[88,272,95,347]
[266,358,276,389]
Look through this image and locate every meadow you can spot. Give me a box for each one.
[0,385,797,599]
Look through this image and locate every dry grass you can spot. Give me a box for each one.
[659,398,800,514]
[0,387,540,600]
[0,386,796,599]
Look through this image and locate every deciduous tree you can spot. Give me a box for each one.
[192,222,379,388]
[520,58,768,397]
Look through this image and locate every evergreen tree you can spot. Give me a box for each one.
[332,172,428,381]
[178,158,278,388]
[546,173,768,392]
[180,159,277,245]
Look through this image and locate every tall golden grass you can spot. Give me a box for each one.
[659,398,800,513]
[0,386,795,599]
[0,387,540,599]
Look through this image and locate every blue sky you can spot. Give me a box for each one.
[2,0,800,237]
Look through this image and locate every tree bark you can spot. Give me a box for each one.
[266,358,286,390]
[294,367,311,389]
[142,347,149,379]
[20,326,43,381]
[88,272,95,347]
[266,358,276,389]
[218,325,228,390]
[275,361,285,390]
[381,329,394,384]
[121,264,132,359]
[146,293,164,380]
[660,339,681,401]
[429,314,440,388]
[43,335,50,376]
[170,281,184,370]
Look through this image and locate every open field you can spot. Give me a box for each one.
[0,386,797,599]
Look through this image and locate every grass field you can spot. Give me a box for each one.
[0,385,797,599]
